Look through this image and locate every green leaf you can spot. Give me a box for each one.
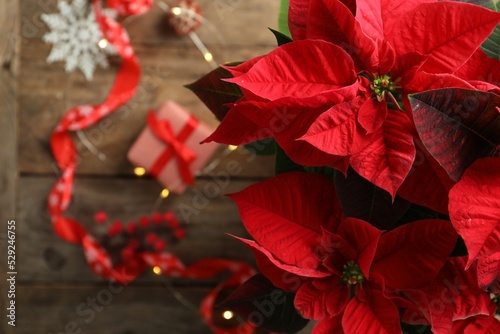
[221,274,309,333]
[461,0,500,59]
[269,28,293,46]
[185,65,243,121]
[244,138,277,156]
[409,88,500,182]
[278,0,291,37]
[275,143,305,175]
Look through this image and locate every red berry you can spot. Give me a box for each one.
[152,213,163,224]
[174,228,186,240]
[167,217,180,229]
[146,233,157,244]
[163,211,175,221]
[138,216,150,228]
[121,247,134,260]
[107,221,123,237]
[94,211,108,224]
[154,239,167,251]
[126,222,137,234]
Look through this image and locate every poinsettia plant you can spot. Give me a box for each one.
[187,0,500,333]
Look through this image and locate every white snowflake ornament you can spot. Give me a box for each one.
[41,0,118,81]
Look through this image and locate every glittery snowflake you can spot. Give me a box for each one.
[41,0,117,81]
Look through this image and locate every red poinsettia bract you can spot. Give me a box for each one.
[449,157,500,293]
[228,172,458,334]
[399,257,498,334]
[203,0,500,198]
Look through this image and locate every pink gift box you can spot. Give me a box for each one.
[127,100,219,194]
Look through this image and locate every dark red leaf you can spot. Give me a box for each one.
[410,88,500,181]
[335,168,412,230]
[185,66,242,121]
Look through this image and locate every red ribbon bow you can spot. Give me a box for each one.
[147,111,198,185]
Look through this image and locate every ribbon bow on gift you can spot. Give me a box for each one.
[147,111,198,185]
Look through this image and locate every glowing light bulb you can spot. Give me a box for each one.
[161,189,170,199]
[204,52,214,62]
[222,310,234,320]
[228,145,238,151]
[98,39,109,49]
[171,7,182,15]
[153,266,162,275]
[134,167,146,176]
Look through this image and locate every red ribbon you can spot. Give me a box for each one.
[147,111,198,185]
[47,2,255,332]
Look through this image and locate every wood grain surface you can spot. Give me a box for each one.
[0,0,18,333]
[1,0,309,333]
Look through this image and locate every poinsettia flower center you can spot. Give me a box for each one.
[341,260,364,285]
[370,74,397,102]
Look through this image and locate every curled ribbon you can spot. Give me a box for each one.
[47,1,255,332]
[147,111,198,185]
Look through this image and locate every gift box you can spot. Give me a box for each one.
[128,100,219,194]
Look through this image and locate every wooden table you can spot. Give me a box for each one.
[0,0,315,332]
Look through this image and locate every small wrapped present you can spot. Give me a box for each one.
[128,100,219,194]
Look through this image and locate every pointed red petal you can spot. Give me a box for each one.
[223,56,265,77]
[229,172,338,268]
[299,98,362,155]
[202,102,269,145]
[357,98,388,134]
[373,219,458,289]
[272,105,352,172]
[288,0,310,41]
[350,110,416,198]
[226,40,356,101]
[455,50,500,86]
[391,52,428,87]
[449,157,500,267]
[232,236,330,278]
[477,252,500,293]
[312,313,344,334]
[389,2,500,73]
[356,0,438,41]
[295,277,349,319]
[306,0,378,72]
[343,291,402,334]
[250,241,306,292]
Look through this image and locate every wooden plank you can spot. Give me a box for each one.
[0,0,18,333]
[18,46,276,177]
[16,284,316,334]
[16,284,218,334]
[19,0,280,48]
[18,177,261,283]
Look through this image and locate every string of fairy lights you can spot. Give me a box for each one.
[67,0,240,322]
